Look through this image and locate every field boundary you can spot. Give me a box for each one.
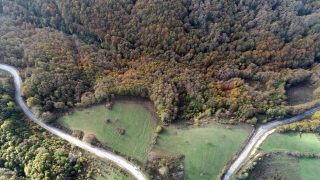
[219,127,256,178]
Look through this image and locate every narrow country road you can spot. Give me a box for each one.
[0,64,147,180]
[223,105,320,180]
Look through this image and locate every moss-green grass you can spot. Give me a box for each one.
[153,123,252,179]
[261,132,320,153]
[299,158,320,180]
[57,101,156,162]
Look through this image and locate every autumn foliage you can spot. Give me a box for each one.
[1,0,320,122]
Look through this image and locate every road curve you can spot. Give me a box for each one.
[0,64,147,180]
[223,105,320,180]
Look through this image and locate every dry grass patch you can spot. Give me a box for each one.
[286,83,316,105]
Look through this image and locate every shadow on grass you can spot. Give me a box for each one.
[283,132,298,137]
[206,142,215,147]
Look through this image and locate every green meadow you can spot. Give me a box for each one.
[153,123,252,179]
[58,101,156,162]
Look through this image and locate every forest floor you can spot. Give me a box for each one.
[57,99,157,163]
[286,83,316,105]
[152,121,252,179]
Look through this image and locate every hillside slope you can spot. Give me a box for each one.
[0,0,320,122]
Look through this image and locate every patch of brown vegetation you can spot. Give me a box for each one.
[286,82,316,106]
[146,152,184,180]
[115,128,125,135]
[72,130,84,139]
[83,133,97,144]
[105,102,113,110]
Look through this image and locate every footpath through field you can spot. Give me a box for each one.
[0,64,147,180]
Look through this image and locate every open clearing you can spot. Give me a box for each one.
[248,153,300,180]
[58,100,157,162]
[300,158,320,180]
[286,83,315,106]
[261,132,320,153]
[153,122,252,179]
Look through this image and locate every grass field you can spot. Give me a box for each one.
[248,153,300,180]
[300,158,320,180]
[57,100,156,162]
[248,154,320,180]
[250,132,320,180]
[153,123,252,179]
[261,132,320,153]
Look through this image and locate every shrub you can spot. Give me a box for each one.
[83,134,95,144]
[41,111,55,123]
[158,166,169,176]
[155,125,163,133]
[312,111,320,120]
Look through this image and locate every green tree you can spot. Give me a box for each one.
[26,97,40,108]
[1,120,13,131]
[7,101,15,108]
[41,112,54,123]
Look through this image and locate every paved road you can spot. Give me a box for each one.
[223,105,320,180]
[0,64,147,180]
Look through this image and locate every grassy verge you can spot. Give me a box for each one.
[261,132,320,153]
[57,100,156,162]
[153,123,252,179]
[83,151,134,180]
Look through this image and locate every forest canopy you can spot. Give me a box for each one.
[0,74,85,179]
[0,0,320,122]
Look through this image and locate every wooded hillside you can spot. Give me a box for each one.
[1,0,320,122]
[0,74,85,179]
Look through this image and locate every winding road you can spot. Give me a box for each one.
[223,105,320,180]
[0,64,147,180]
[2,63,319,180]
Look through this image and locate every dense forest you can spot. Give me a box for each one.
[0,74,86,179]
[0,0,320,123]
